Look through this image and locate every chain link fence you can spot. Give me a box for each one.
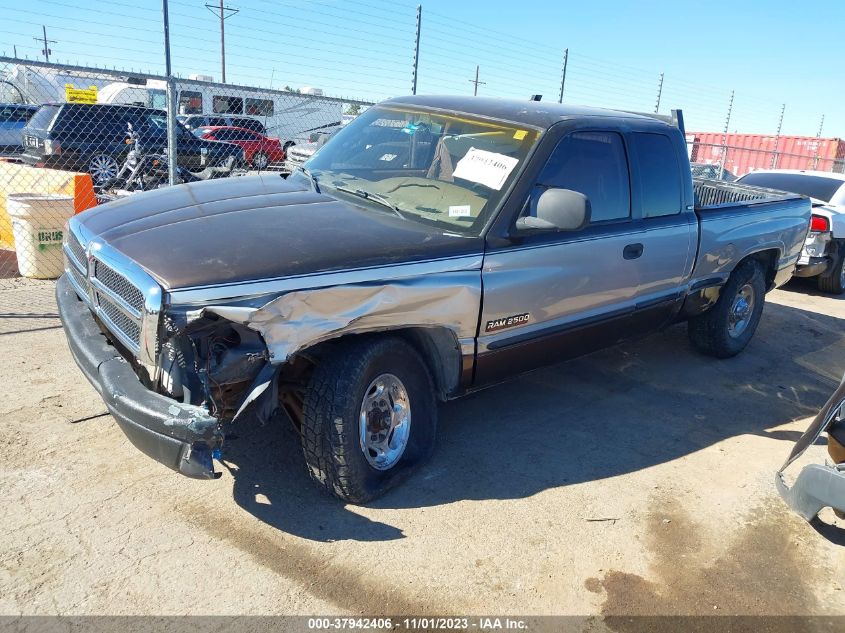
[0,56,371,283]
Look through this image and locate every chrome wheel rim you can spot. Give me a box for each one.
[840,262,845,287]
[728,283,755,338]
[359,373,411,471]
[88,155,119,184]
[253,152,269,169]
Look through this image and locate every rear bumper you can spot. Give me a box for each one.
[56,274,222,479]
[794,256,831,278]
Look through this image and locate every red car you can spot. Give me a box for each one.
[194,126,285,169]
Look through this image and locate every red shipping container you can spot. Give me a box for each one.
[686,132,845,177]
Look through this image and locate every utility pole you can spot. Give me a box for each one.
[770,103,785,169]
[812,114,825,170]
[411,5,421,95]
[654,72,664,114]
[33,25,56,62]
[719,90,734,181]
[469,65,485,96]
[558,48,568,104]
[205,0,238,83]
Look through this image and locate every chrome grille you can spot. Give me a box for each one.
[94,259,144,311]
[97,294,142,345]
[67,265,87,294]
[67,231,87,270]
[63,222,162,364]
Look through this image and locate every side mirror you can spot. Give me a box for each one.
[515,188,591,233]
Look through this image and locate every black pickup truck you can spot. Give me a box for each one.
[57,96,811,502]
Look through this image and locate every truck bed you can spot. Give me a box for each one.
[691,178,811,285]
[694,178,803,210]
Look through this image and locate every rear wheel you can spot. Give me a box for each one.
[817,241,845,295]
[300,337,437,504]
[88,154,120,186]
[688,259,766,358]
[252,151,269,170]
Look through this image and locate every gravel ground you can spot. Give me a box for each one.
[1,278,844,625]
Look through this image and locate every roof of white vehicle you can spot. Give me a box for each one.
[745,169,845,182]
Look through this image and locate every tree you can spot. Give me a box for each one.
[345,103,361,116]
[283,85,301,94]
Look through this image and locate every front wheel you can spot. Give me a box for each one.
[817,241,845,295]
[300,337,437,504]
[688,259,766,358]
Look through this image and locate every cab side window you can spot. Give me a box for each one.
[536,131,631,222]
[629,133,682,217]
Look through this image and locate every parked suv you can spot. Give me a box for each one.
[21,103,245,185]
[177,114,266,136]
[0,103,38,156]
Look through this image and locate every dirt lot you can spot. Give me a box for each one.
[1,278,844,624]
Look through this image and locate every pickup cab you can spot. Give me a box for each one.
[56,96,811,503]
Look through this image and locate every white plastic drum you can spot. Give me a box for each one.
[7,193,75,279]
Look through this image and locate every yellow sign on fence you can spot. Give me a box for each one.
[64,84,98,104]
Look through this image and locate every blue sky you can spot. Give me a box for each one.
[1,0,842,137]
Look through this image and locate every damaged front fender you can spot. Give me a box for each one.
[203,271,482,364]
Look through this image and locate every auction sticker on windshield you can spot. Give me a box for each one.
[453,147,519,191]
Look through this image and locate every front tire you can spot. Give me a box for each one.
[300,337,437,504]
[817,241,845,295]
[688,259,766,358]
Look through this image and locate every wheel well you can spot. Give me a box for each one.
[278,327,461,419]
[742,248,780,290]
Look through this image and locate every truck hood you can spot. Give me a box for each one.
[77,174,483,289]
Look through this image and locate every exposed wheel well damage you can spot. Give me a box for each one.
[743,248,781,290]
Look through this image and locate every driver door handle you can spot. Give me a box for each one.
[623,243,644,260]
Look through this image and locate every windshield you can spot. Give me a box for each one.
[291,105,540,235]
[738,172,843,203]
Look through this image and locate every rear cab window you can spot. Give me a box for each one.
[629,132,682,217]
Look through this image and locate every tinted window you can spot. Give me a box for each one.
[537,131,630,222]
[245,98,273,116]
[178,90,203,114]
[26,105,61,130]
[737,172,843,203]
[630,133,682,217]
[213,95,243,114]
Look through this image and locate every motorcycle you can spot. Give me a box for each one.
[95,123,242,202]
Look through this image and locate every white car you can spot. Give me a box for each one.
[736,169,845,294]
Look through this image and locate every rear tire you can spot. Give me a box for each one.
[252,151,269,170]
[300,337,437,504]
[688,259,766,358]
[817,241,845,295]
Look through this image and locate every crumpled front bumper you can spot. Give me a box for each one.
[56,274,222,479]
[776,377,845,520]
